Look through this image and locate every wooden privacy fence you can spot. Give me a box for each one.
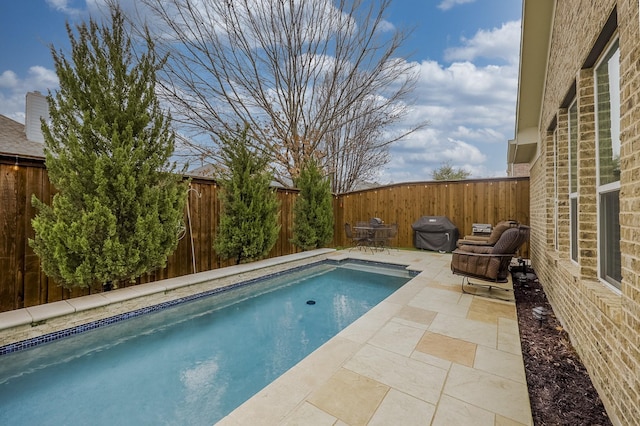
[0,157,529,313]
[0,159,299,313]
[334,178,530,252]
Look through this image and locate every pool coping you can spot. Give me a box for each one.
[0,249,341,348]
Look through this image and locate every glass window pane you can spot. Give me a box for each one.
[596,40,620,186]
[569,102,578,193]
[600,190,621,287]
[570,197,578,262]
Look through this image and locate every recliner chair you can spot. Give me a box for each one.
[451,225,530,298]
[456,219,519,248]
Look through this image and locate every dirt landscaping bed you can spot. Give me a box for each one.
[511,267,611,425]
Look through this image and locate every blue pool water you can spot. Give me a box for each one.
[0,261,411,425]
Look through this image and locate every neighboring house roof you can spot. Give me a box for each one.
[352,180,383,191]
[0,114,45,159]
[188,162,288,188]
[187,162,217,178]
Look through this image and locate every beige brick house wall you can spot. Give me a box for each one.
[507,162,530,177]
[527,1,639,424]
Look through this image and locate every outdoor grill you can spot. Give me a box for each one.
[411,216,459,252]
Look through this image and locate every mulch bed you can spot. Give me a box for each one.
[511,266,612,426]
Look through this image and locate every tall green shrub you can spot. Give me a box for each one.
[291,159,334,250]
[432,160,471,180]
[214,126,280,264]
[30,6,187,289]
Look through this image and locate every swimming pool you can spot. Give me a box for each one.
[0,260,412,425]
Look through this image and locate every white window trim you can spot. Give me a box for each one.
[568,100,578,265]
[595,185,621,294]
[594,37,622,292]
[553,127,559,252]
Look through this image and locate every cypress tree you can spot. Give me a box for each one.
[291,159,334,250]
[30,6,187,289]
[214,126,280,264]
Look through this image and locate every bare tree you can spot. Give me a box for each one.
[133,0,425,191]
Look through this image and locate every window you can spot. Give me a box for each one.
[568,101,578,262]
[595,39,621,288]
[600,190,621,284]
[553,127,559,251]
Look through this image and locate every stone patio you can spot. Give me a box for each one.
[218,249,532,425]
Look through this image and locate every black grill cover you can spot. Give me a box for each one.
[412,216,459,252]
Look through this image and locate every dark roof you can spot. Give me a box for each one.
[0,114,45,159]
[188,162,217,178]
[188,162,289,188]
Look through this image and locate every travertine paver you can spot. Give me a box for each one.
[498,317,523,355]
[468,297,517,323]
[393,305,437,329]
[431,394,496,426]
[474,345,527,383]
[416,331,477,367]
[281,402,337,425]
[444,363,532,424]
[307,368,389,425]
[344,343,449,404]
[409,286,473,318]
[367,388,436,426]
[428,312,499,348]
[367,320,426,356]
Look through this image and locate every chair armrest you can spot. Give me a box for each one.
[454,245,493,254]
[461,235,490,242]
[457,239,492,247]
[452,250,517,258]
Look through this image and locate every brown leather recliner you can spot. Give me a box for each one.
[456,220,519,248]
[451,225,530,284]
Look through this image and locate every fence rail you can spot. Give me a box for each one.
[0,157,529,312]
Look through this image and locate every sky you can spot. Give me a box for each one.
[0,0,522,183]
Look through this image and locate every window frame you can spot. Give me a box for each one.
[553,126,559,252]
[594,37,621,290]
[568,100,578,263]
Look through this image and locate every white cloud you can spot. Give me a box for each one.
[26,66,59,88]
[0,70,19,88]
[378,19,396,33]
[0,66,59,122]
[450,125,504,144]
[45,0,84,17]
[437,0,476,11]
[423,61,515,97]
[444,21,521,65]
[411,59,518,123]
[379,21,521,183]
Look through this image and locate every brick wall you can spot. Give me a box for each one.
[507,162,530,177]
[527,1,640,424]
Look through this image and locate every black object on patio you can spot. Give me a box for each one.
[412,216,459,252]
